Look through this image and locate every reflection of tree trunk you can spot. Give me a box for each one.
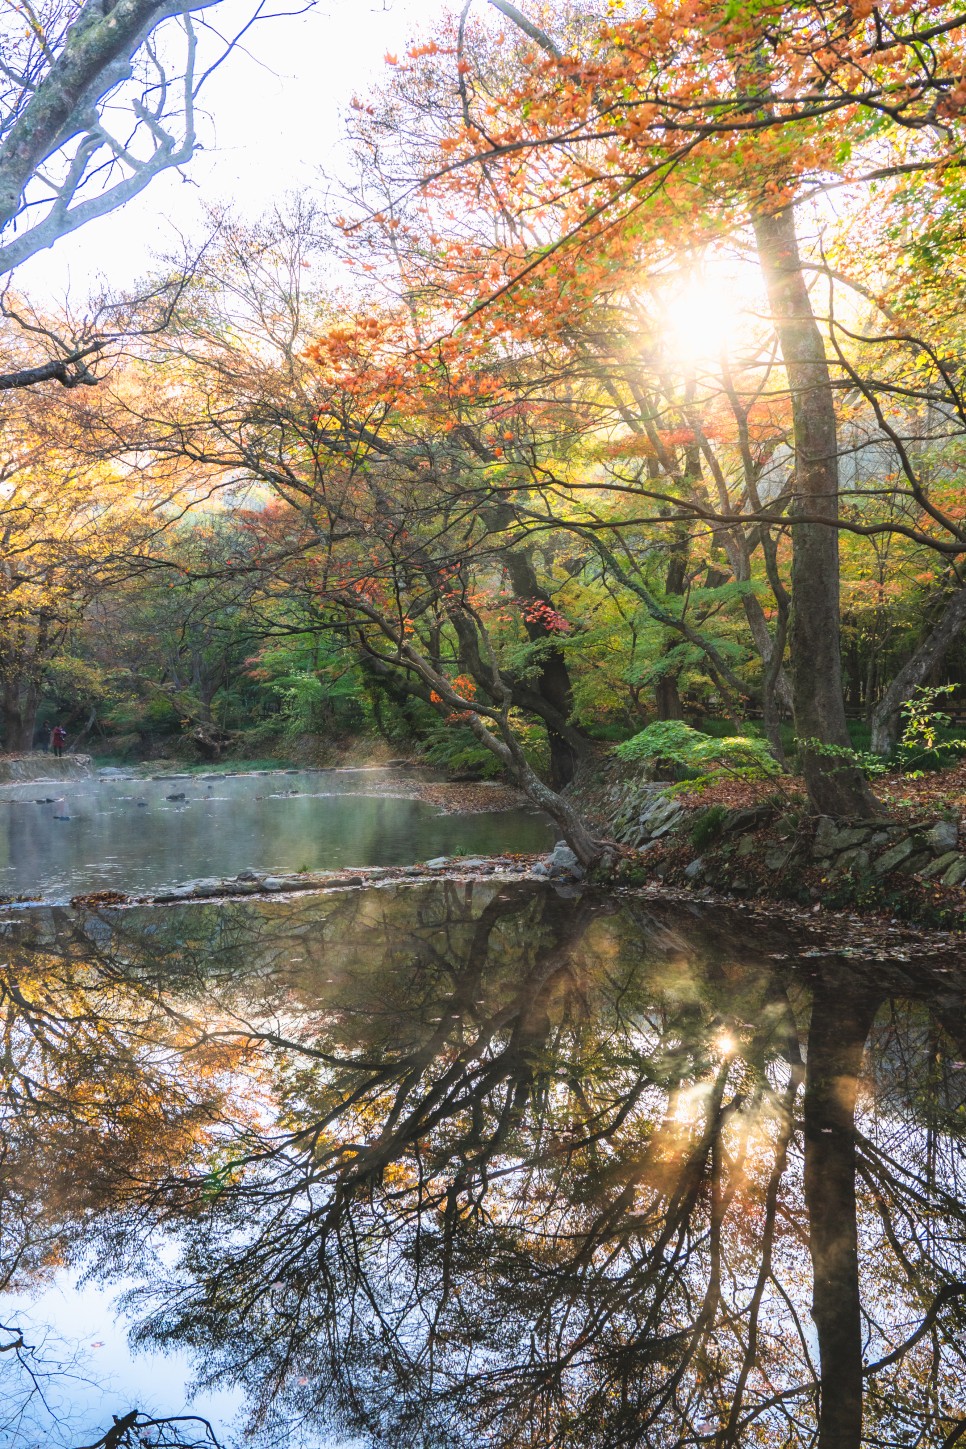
[803,976,881,1449]
[752,205,878,819]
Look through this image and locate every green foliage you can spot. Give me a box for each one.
[689,804,730,850]
[800,687,966,779]
[896,685,966,772]
[615,720,781,782]
[421,725,504,779]
[796,736,890,779]
[421,716,549,780]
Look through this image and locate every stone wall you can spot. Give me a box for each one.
[0,752,93,783]
[581,760,966,922]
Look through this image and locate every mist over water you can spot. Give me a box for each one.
[0,768,554,900]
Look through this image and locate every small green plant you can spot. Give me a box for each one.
[896,685,966,772]
[615,720,781,783]
[800,685,966,779]
[689,803,730,849]
[797,737,889,778]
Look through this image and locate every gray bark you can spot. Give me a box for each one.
[869,586,966,755]
[752,205,878,818]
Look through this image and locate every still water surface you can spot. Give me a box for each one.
[1,881,964,1447]
[0,768,553,899]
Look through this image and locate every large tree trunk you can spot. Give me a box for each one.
[503,550,587,790]
[869,585,966,755]
[2,693,35,751]
[752,206,878,819]
[803,976,881,1449]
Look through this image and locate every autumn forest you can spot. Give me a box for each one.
[2,0,966,856]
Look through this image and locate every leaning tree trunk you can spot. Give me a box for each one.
[869,585,966,755]
[752,206,878,819]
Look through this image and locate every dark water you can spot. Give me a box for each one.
[1,882,965,1448]
[0,768,554,899]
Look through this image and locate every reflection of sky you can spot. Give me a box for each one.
[3,1270,361,1447]
[0,769,552,899]
[3,1273,241,1447]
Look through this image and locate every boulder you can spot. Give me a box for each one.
[813,817,872,858]
[721,804,774,835]
[548,842,585,879]
[943,857,966,887]
[831,846,871,877]
[925,819,959,855]
[873,837,915,876]
[920,851,961,880]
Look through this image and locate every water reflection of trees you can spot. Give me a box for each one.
[0,906,253,1447]
[2,885,966,1448]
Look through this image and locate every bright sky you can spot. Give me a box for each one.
[16,0,455,304]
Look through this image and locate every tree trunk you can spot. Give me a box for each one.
[654,673,685,721]
[2,695,34,751]
[869,586,966,755]
[752,206,878,818]
[503,550,587,789]
[803,976,881,1449]
[654,520,689,721]
[462,708,609,868]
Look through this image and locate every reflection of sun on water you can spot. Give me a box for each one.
[716,1029,738,1058]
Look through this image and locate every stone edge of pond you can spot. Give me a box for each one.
[592,778,966,935]
[26,857,546,910]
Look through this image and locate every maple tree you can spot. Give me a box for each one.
[15,1,966,846]
[328,0,966,820]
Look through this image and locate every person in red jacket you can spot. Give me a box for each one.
[51,724,66,759]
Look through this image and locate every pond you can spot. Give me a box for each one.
[0,768,554,900]
[2,880,965,1448]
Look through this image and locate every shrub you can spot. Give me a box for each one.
[615,720,781,783]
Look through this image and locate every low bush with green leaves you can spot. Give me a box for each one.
[615,720,781,783]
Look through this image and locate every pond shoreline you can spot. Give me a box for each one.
[3,755,965,949]
[567,755,966,934]
[0,856,952,971]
